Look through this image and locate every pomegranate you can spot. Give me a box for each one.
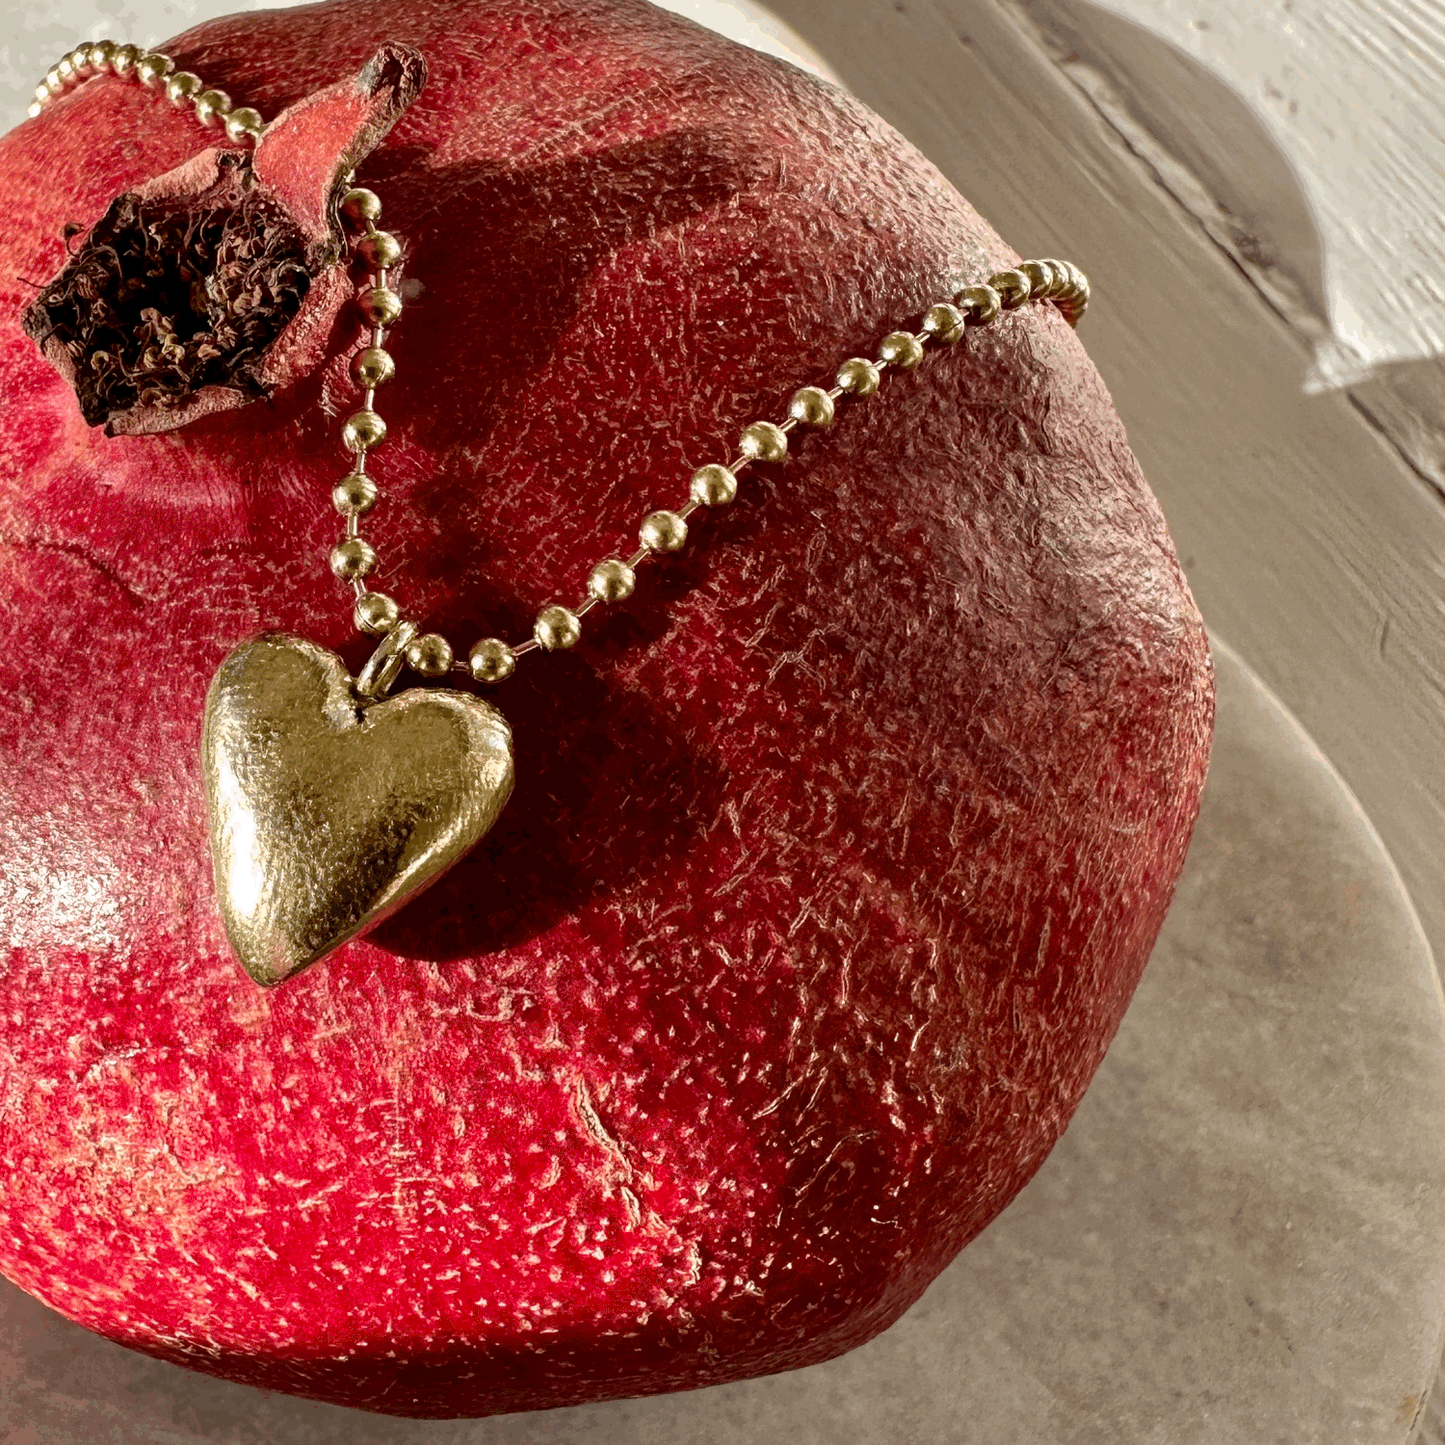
[0,0,1213,1420]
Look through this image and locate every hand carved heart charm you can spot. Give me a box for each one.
[201,632,514,986]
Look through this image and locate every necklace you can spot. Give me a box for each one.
[27,39,1090,989]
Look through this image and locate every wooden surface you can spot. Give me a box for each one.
[3,641,1442,1443]
[1010,0,1445,393]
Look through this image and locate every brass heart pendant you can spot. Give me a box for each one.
[201,632,514,987]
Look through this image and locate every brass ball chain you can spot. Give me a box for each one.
[30,39,1090,690]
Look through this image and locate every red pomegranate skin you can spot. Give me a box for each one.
[0,0,1213,1420]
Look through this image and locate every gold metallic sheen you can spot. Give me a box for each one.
[136,53,174,87]
[588,558,636,602]
[202,633,514,986]
[354,591,399,635]
[835,357,881,395]
[333,473,377,516]
[955,285,1002,325]
[1040,259,1072,297]
[330,536,376,580]
[1018,259,1050,296]
[878,331,924,369]
[165,72,203,106]
[990,269,1032,309]
[351,347,394,388]
[689,464,737,507]
[739,420,788,462]
[788,386,835,427]
[534,604,581,651]
[407,632,454,677]
[341,188,383,224]
[342,409,386,451]
[355,620,417,699]
[360,231,402,269]
[111,44,142,74]
[640,509,688,552]
[469,638,516,683]
[358,287,403,326]
[224,107,264,144]
[921,303,966,344]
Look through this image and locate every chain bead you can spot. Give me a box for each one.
[1051,261,1077,297]
[359,231,402,269]
[358,287,403,326]
[341,188,383,225]
[330,537,377,580]
[588,558,636,602]
[1052,260,1084,297]
[136,53,174,87]
[739,420,788,463]
[640,510,688,552]
[406,633,454,677]
[878,331,924,369]
[470,638,515,683]
[111,43,142,75]
[788,386,835,427]
[193,87,232,122]
[351,347,395,388]
[921,303,966,344]
[354,591,399,635]
[1027,260,1058,296]
[341,409,386,452]
[86,40,117,70]
[689,463,737,507]
[836,357,881,395]
[1016,260,1050,296]
[165,72,203,106]
[44,65,65,90]
[955,285,1002,325]
[990,269,1032,309]
[333,473,378,516]
[224,107,264,144]
[535,604,581,651]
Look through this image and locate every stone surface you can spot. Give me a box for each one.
[0,636,1438,1442]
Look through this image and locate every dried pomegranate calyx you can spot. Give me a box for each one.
[25,153,312,427]
[20,41,426,438]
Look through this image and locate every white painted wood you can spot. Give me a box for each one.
[1019,0,1445,396]
[999,0,1445,501]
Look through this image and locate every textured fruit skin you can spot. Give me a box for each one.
[0,0,1214,1421]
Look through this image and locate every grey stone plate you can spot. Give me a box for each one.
[2,636,1442,1443]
